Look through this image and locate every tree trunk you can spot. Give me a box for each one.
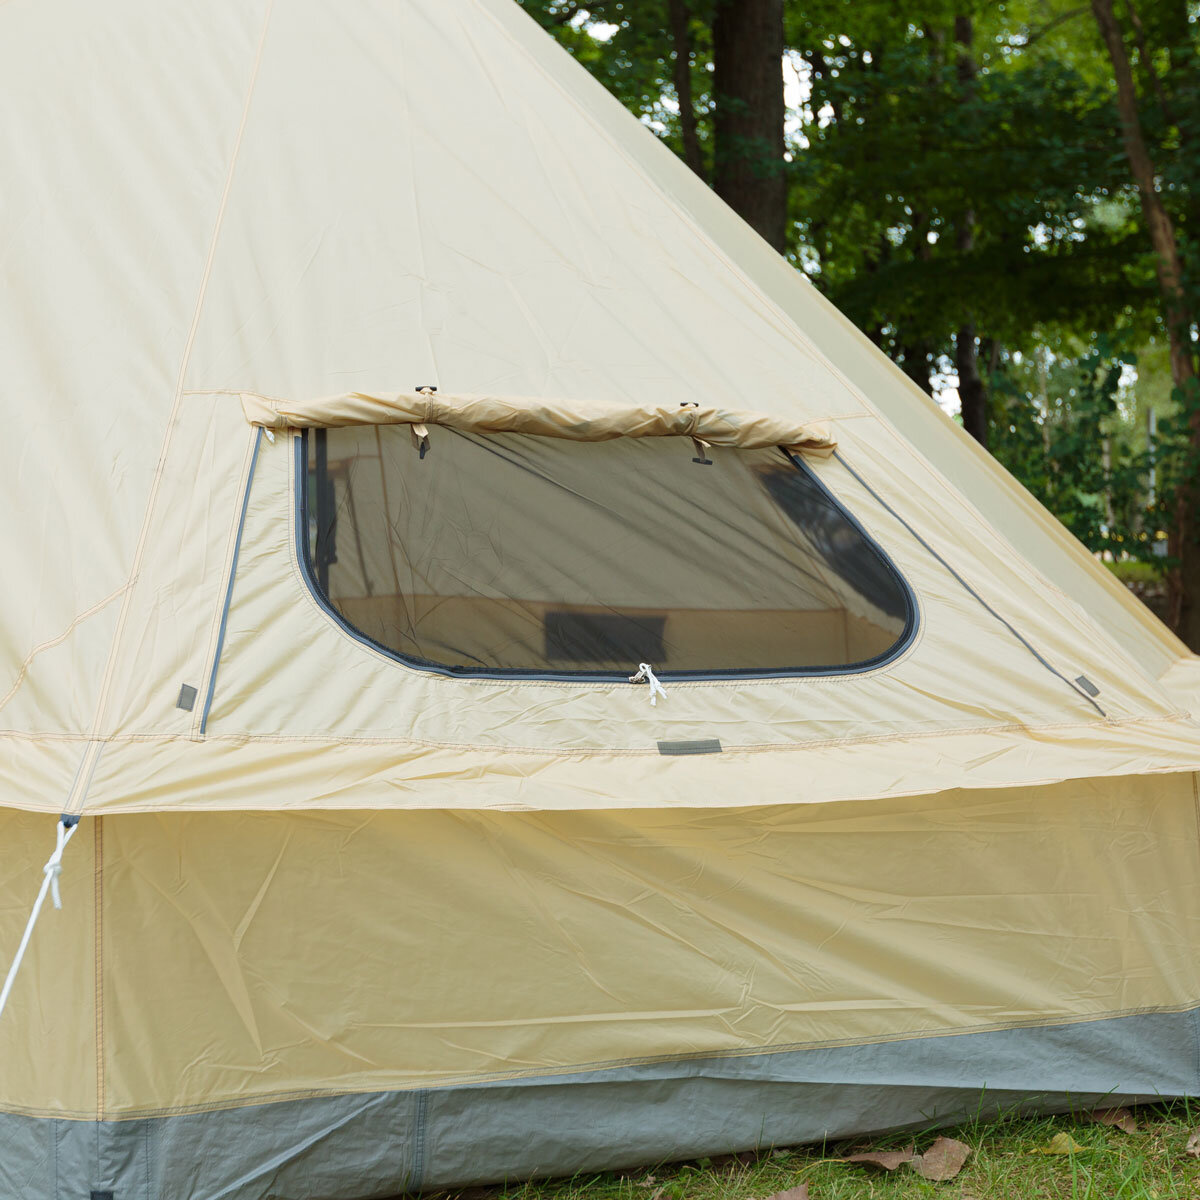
[953,15,989,448]
[1091,0,1194,389]
[712,0,787,251]
[956,323,989,447]
[899,342,935,396]
[1091,0,1200,645]
[667,0,704,177]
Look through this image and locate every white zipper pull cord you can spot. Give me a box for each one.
[628,662,667,706]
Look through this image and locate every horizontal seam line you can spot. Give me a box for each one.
[0,711,1192,756]
[15,999,1198,1122]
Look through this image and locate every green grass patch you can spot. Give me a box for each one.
[1106,558,1168,586]
[427,1104,1199,1200]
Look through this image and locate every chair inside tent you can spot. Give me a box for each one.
[3,2,1200,1199]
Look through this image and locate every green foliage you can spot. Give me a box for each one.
[519,1,1199,576]
[516,2,718,174]
[990,340,1167,557]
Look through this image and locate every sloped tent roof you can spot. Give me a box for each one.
[3,1,1200,1196]
[0,0,1197,817]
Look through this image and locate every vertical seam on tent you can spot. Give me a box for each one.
[1191,1005,1200,1095]
[411,1088,429,1191]
[60,0,274,816]
[198,428,264,736]
[1192,770,1200,1096]
[191,425,261,739]
[832,450,1107,717]
[93,817,104,1123]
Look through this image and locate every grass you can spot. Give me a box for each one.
[1106,558,1168,586]
[427,1104,1199,1200]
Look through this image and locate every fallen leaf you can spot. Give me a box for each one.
[912,1136,971,1181]
[709,1150,760,1170]
[762,1186,809,1200]
[1031,1132,1088,1155]
[1089,1108,1138,1134]
[837,1146,915,1170]
[1186,1129,1200,1157]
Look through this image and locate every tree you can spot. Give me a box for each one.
[517,2,789,247]
[520,1,1195,632]
[1090,0,1200,643]
[667,0,704,176]
[952,13,987,447]
[711,0,787,249]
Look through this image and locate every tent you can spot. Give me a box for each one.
[3,0,1200,1197]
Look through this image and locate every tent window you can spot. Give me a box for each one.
[298,427,915,679]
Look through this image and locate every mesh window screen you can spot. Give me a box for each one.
[301,427,914,677]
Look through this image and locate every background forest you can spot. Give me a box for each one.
[518,0,1200,646]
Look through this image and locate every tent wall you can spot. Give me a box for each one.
[0,0,266,739]
[2,776,1199,1196]
[0,812,97,1117]
[4,774,1198,1122]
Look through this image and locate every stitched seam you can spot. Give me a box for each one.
[410,1089,429,1191]
[0,585,130,719]
[0,711,1189,754]
[93,818,104,1122]
[60,1,274,816]
[1193,772,1200,1093]
[18,999,1199,1121]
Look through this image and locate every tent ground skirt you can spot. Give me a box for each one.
[3,1007,1195,1200]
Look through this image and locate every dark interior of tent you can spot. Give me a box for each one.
[298,427,915,679]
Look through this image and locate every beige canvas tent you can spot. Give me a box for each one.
[3,1,1200,1197]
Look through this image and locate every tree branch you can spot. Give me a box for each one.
[1009,5,1089,49]
[1123,0,1175,127]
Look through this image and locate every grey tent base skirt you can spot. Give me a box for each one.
[2,1007,1196,1200]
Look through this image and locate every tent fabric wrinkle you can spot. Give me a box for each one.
[239,389,840,455]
